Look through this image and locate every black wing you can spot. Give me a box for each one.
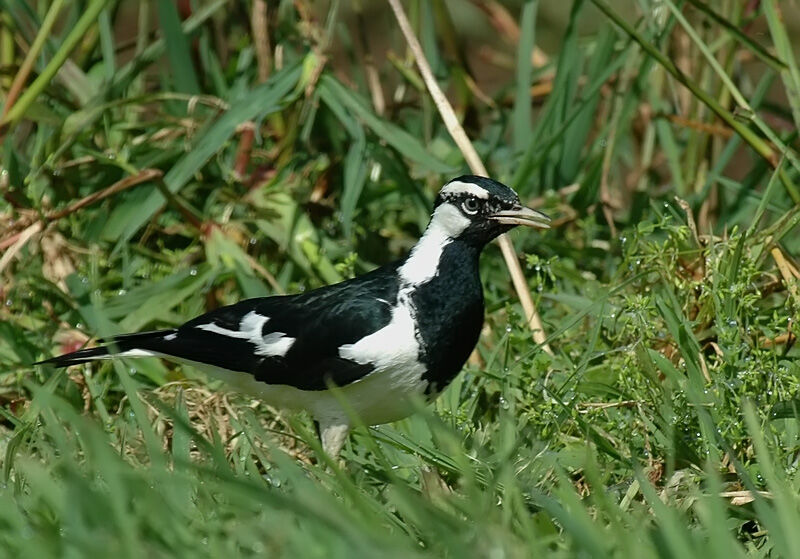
[41,261,403,391]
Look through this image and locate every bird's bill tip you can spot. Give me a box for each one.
[490,205,551,229]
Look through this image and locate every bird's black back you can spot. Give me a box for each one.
[172,260,405,390]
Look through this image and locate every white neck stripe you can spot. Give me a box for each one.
[399,203,470,286]
[399,228,452,286]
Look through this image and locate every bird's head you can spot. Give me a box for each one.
[429,175,550,246]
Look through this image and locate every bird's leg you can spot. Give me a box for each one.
[318,420,350,459]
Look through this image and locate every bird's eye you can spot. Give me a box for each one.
[462,197,480,214]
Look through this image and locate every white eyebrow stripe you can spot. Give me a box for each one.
[440,181,489,199]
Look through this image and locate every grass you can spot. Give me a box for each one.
[1,0,800,556]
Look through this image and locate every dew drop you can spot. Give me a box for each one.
[189,268,198,276]
[369,162,382,182]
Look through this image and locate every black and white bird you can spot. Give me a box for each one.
[38,176,550,457]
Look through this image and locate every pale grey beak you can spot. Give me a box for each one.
[490,205,551,229]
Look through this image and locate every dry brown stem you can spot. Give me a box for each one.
[387,0,552,354]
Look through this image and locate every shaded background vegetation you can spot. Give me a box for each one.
[1,0,800,556]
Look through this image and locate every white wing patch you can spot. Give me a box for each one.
[260,332,295,356]
[339,293,422,371]
[88,347,166,360]
[196,310,295,357]
[103,349,161,359]
[241,310,267,333]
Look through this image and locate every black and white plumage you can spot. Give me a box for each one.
[38,176,550,457]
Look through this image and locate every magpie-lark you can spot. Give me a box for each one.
[38,175,550,457]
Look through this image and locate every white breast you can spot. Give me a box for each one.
[338,293,418,370]
[332,291,429,423]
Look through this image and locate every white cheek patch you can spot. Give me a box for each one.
[440,181,490,199]
[196,310,295,357]
[431,203,471,237]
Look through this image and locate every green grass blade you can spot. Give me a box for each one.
[762,0,800,131]
[319,75,453,173]
[97,6,116,81]
[588,0,777,170]
[1,0,110,127]
[109,63,302,246]
[155,0,201,94]
[512,0,538,152]
[341,130,369,238]
[685,0,786,72]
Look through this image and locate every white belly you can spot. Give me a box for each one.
[201,360,428,426]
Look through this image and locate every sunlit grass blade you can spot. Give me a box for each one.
[109,64,302,246]
[0,0,110,128]
[512,0,538,152]
[319,75,453,173]
[762,0,800,131]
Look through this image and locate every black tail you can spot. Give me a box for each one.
[35,329,178,368]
